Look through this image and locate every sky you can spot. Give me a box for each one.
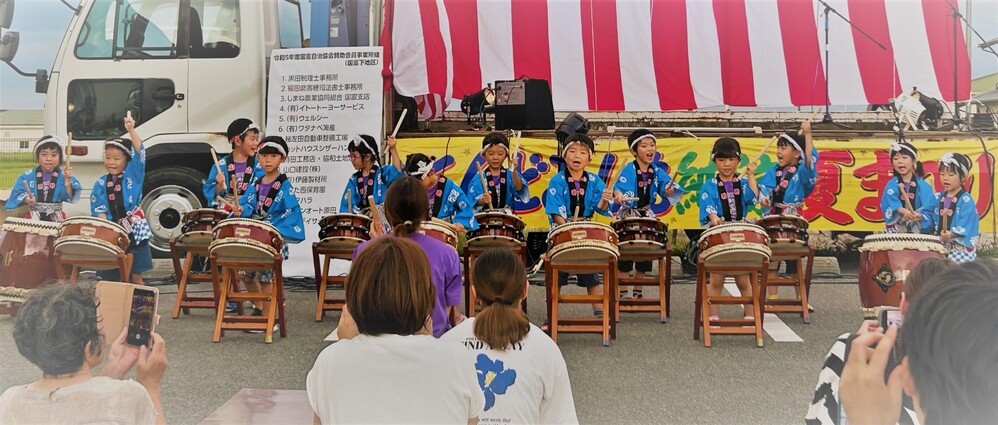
[0,0,996,110]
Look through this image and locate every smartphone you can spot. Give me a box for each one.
[878,306,902,330]
[126,287,158,346]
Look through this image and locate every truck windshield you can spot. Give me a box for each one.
[278,0,303,48]
[75,0,179,59]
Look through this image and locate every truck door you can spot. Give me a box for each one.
[65,0,189,143]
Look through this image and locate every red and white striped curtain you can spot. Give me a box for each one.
[382,0,971,120]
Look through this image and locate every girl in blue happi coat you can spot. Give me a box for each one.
[339,134,403,234]
[203,118,264,211]
[404,153,478,233]
[234,135,305,319]
[545,133,613,318]
[611,129,684,299]
[466,132,530,212]
[699,137,760,320]
[935,152,979,263]
[880,140,937,234]
[6,136,82,222]
[91,114,151,284]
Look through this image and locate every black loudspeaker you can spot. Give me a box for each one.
[526,231,548,269]
[493,79,555,130]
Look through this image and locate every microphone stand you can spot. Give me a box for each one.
[816,0,887,128]
[942,0,997,131]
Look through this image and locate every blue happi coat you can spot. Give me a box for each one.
[236,174,306,244]
[429,177,478,231]
[758,147,820,215]
[698,175,758,227]
[202,154,265,207]
[6,167,82,210]
[612,161,685,210]
[545,170,610,224]
[338,164,404,213]
[91,146,152,243]
[935,190,979,263]
[880,175,938,234]
[465,167,530,212]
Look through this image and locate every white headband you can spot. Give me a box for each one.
[561,140,593,157]
[242,122,260,136]
[940,153,969,176]
[779,134,803,156]
[890,142,917,159]
[34,136,65,155]
[105,139,132,158]
[629,134,656,150]
[408,160,434,179]
[259,141,287,157]
[350,135,379,161]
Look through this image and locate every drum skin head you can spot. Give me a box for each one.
[176,231,214,247]
[54,236,125,270]
[210,238,279,267]
[466,235,521,249]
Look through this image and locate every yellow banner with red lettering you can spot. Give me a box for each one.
[397,137,997,232]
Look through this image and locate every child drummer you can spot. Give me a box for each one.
[203,118,263,211]
[91,113,151,285]
[403,153,478,233]
[233,136,305,325]
[880,140,937,234]
[6,136,82,221]
[466,132,530,212]
[935,153,979,263]
[699,137,759,320]
[611,129,685,299]
[545,133,613,318]
[751,120,818,298]
[339,134,404,234]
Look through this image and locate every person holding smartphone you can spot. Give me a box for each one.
[0,283,168,425]
[804,258,954,424]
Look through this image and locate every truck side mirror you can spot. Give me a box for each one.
[0,0,13,30]
[0,30,18,62]
[35,68,47,93]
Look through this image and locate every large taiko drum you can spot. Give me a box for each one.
[697,222,771,267]
[55,217,130,269]
[316,213,371,251]
[467,210,525,249]
[757,214,809,252]
[209,219,284,266]
[419,219,458,250]
[547,221,619,264]
[0,218,60,303]
[176,209,230,247]
[612,217,668,255]
[858,233,947,308]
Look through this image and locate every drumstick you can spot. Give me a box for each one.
[477,162,490,198]
[367,196,382,225]
[215,196,234,209]
[751,135,779,165]
[210,148,228,191]
[231,174,239,197]
[23,180,34,200]
[898,183,915,212]
[126,110,132,120]
[391,108,407,138]
[665,171,679,191]
[346,189,352,213]
[509,130,522,168]
[64,132,72,170]
[622,197,640,202]
[798,107,823,135]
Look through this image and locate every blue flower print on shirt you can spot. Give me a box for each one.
[475,353,517,411]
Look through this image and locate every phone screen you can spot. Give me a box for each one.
[126,288,157,346]
[879,307,903,330]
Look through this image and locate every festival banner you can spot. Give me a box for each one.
[396,136,997,232]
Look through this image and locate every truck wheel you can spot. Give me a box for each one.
[141,167,206,257]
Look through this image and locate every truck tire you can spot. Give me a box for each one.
[141,166,206,257]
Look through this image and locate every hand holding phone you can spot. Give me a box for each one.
[878,307,902,331]
[126,287,159,346]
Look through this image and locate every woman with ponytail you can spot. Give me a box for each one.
[352,176,465,337]
[442,248,578,424]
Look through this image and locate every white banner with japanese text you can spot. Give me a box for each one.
[266,46,383,276]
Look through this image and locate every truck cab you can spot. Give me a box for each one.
[3,0,305,254]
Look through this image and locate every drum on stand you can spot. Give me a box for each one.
[209,219,284,267]
[55,217,130,269]
[467,209,525,249]
[547,221,619,266]
[612,217,668,255]
[0,218,60,303]
[177,209,230,247]
[756,214,809,252]
[419,219,458,250]
[697,222,771,267]
[316,213,372,252]
[858,233,947,309]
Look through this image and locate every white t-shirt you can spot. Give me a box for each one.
[307,333,485,424]
[441,319,579,425]
[0,376,157,424]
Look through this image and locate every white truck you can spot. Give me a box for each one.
[1,0,308,255]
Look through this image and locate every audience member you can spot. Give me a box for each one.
[840,259,998,424]
[442,248,579,424]
[0,283,167,425]
[307,237,483,424]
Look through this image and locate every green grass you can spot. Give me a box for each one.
[0,152,34,189]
